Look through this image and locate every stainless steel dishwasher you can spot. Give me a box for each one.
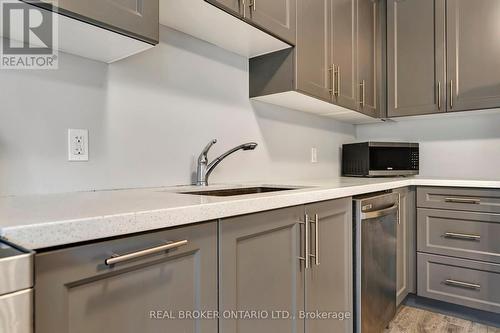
[0,240,34,333]
[354,192,398,333]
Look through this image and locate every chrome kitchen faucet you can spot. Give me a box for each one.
[196,139,257,186]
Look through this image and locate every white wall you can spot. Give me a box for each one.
[0,26,355,196]
[356,111,500,179]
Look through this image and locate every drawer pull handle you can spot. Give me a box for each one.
[443,232,481,241]
[105,240,188,266]
[444,197,480,204]
[444,279,481,290]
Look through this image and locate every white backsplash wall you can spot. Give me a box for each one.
[0,26,355,196]
[356,111,500,179]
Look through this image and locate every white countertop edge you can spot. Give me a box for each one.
[1,178,499,250]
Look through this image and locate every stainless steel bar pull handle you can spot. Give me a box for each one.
[242,0,246,17]
[299,214,310,269]
[336,66,340,96]
[329,65,334,96]
[313,214,319,266]
[397,193,401,225]
[444,197,480,204]
[444,279,480,290]
[105,240,188,265]
[249,0,256,11]
[360,80,365,107]
[334,65,340,96]
[444,232,481,241]
[307,214,320,266]
[437,81,441,110]
[449,80,454,109]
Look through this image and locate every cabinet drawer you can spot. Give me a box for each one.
[35,222,217,333]
[417,208,500,263]
[417,253,500,313]
[417,187,500,213]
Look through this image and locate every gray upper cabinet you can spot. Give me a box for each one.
[387,0,445,117]
[206,0,296,44]
[206,0,242,14]
[40,0,159,44]
[388,0,500,117]
[394,187,416,306]
[219,206,305,333]
[249,0,384,123]
[356,0,380,118]
[35,222,218,333]
[247,0,297,44]
[305,198,353,333]
[331,0,358,110]
[296,0,332,101]
[446,0,500,112]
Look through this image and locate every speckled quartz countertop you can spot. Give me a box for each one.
[1,177,499,250]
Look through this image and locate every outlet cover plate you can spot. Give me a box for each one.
[68,129,89,161]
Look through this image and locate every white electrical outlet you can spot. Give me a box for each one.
[68,129,89,161]
[311,147,318,163]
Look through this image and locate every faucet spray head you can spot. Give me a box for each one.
[242,142,258,150]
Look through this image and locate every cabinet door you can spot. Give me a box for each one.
[447,0,500,112]
[219,206,305,333]
[387,0,445,117]
[247,0,296,44]
[394,187,416,306]
[41,0,159,44]
[356,0,380,117]
[35,222,218,333]
[331,0,358,110]
[305,198,353,333]
[205,0,242,15]
[296,0,333,101]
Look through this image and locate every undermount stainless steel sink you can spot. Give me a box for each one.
[179,186,300,197]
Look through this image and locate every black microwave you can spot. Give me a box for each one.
[342,142,419,177]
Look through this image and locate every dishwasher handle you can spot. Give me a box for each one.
[361,204,398,220]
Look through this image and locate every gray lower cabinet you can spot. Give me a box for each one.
[417,186,500,214]
[416,186,500,314]
[35,222,218,333]
[219,198,353,333]
[305,198,353,333]
[38,0,159,44]
[418,253,500,314]
[417,208,500,264]
[446,0,500,112]
[386,0,445,117]
[219,205,305,333]
[394,187,416,307]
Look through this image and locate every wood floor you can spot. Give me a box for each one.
[384,306,500,333]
